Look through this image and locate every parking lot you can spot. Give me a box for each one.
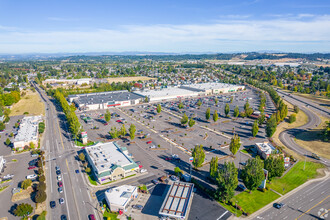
[76,88,275,219]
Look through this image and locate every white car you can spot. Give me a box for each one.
[57,175,62,181]
[26,174,37,179]
[59,198,65,204]
[140,169,147,173]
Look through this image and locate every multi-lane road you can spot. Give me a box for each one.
[34,83,100,220]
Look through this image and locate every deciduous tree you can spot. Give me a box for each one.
[225,104,230,117]
[213,110,218,122]
[129,124,136,140]
[229,134,241,156]
[104,110,111,122]
[241,157,264,192]
[215,162,238,202]
[206,108,211,120]
[209,157,218,178]
[233,106,239,117]
[192,145,205,169]
[13,203,33,217]
[264,154,285,182]
[252,120,259,137]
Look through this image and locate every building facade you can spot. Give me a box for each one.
[13,116,42,150]
[105,185,138,214]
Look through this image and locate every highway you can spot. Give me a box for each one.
[254,176,330,220]
[277,90,330,166]
[33,83,100,220]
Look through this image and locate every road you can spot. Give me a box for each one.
[33,83,100,220]
[254,176,330,220]
[278,91,330,166]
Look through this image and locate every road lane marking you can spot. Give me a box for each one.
[49,154,53,193]
[296,195,330,220]
[217,210,228,220]
[61,168,71,220]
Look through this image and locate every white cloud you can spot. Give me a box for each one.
[0,14,329,53]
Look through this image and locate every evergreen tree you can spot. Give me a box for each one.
[225,104,230,117]
[129,124,136,140]
[188,118,195,127]
[181,113,189,126]
[206,108,211,120]
[157,104,161,114]
[104,110,111,122]
[120,124,126,137]
[266,114,277,137]
[233,106,239,117]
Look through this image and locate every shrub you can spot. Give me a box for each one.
[21,179,32,190]
[37,182,46,192]
[289,114,296,123]
[35,190,47,203]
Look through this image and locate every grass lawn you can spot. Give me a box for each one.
[9,90,45,116]
[87,172,97,186]
[103,210,119,220]
[269,161,324,194]
[295,115,330,159]
[0,185,9,192]
[75,140,95,147]
[219,201,243,217]
[235,189,280,214]
[241,149,249,154]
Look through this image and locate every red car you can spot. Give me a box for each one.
[28,166,36,169]
[165,157,172,161]
[146,141,152,144]
[58,181,63,187]
[89,214,95,220]
[104,123,108,126]
[116,120,122,123]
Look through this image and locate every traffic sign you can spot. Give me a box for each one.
[189,157,193,163]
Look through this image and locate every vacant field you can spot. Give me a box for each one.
[106,76,156,83]
[295,115,330,159]
[9,90,45,116]
[270,161,325,194]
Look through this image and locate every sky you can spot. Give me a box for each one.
[0,0,329,54]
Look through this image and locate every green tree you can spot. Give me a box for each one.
[104,110,111,122]
[5,138,11,146]
[78,152,85,161]
[214,98,218,105]
[264,155,285,182]
[229,134,241,156]
[0,122,5,131]
[188,118,195,127]
[109,127,119,139]
[241,157,265,192]
[252,120,259,137]
[294,105,299,114]
[129,124,136,140]
[157,104,161,113]
[213,110,218,122]
[13,203,33,217]
[35,190,47,203]
[36,181,46,192]
[181,113,188,126]
[246,108,254,117]
[289,113,296,123]
[244,100,250,112]
[21,179,32,190]
[197,100,202,107]
[38,175,46,182]
[206,108,211,120]
[178,102,184,109]
[215,162,238,202]
[209,157,218,178]
[120,124,127,137]
[266,114,277,137]
[192,145,205,169]
[225,104,230,117]
[258,114,266,125]
[174,167,182,177]
[85,167,91,173]
[233,106,239,117]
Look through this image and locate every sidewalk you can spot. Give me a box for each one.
[229,170,329,219]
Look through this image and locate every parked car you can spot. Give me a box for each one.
[170,175,179,182]
[140,169,147,173]
[61,215,67,220]
[55,166,60,171]
[58,181,63,187]
[28,166,36,170]
[75,170,80,174]
[58,187,63,193]
[89,214,96,220]
[57,175,62,181]
[146,141,152,144]
[165,157,172,161]
[56,170,61,175]
[132,204,143,210]
[26,174,37,179]
[152,179,159,184]
[59,198,65,204]
[50,201,56,209]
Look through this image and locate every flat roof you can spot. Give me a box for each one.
[84,142,137,174]
[159,182,194,218]
[105,185,137,207]
[134,87,198,99]
[69,90,144,105]
[14,116,42,143]
[256,142,276,155]
[182,83,244,91]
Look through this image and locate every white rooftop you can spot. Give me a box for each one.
[84,142,133,174]
[14,116,42,143]
[134,87,198,98]
[105,185,137,207]
[182,82,243,91]
[256,142,276,155]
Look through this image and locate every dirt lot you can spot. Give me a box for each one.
[106,76,156,83]
[295,115,330,159]
[9,90,45,116]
